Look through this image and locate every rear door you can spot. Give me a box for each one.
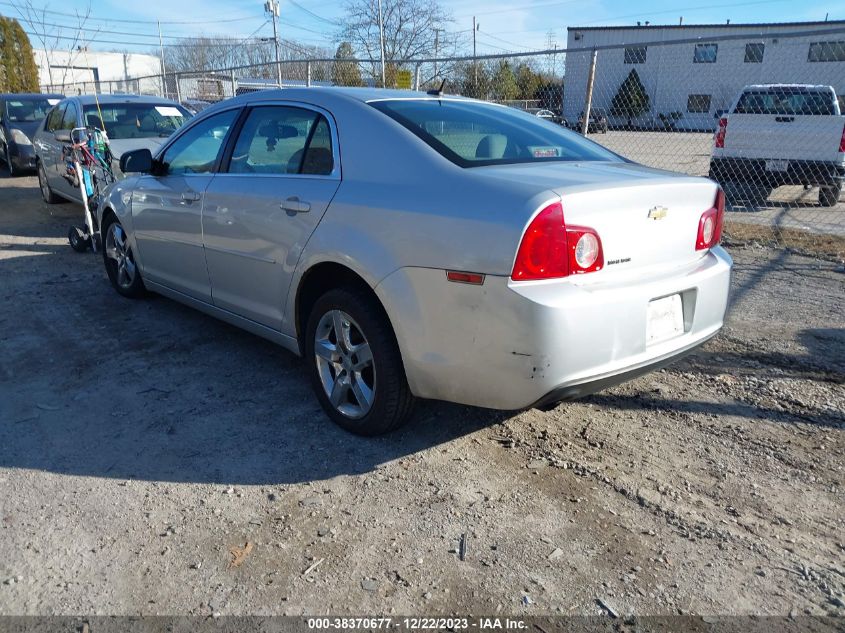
[724,88,845,162]
[53,101,82,200]
[36,103,66,191]
[201,104,341,330]
[131,108,240,301]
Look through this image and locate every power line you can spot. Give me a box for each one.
[286,0,342,26]
[0,0,261,24]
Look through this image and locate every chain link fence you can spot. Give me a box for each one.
[40,27,845,260]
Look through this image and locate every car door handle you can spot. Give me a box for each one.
[280,196,311,214]
[181,191,201,202]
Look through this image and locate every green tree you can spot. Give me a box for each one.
[515,64,544,101]
[331,41,363,87]
[491,60,518,101]
[454,61,490,100]
[610,68,650,127]
[0,17,39,93]
[535,80,563,112]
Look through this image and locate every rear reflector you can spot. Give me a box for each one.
[714,117,728,149]
[446,270,485,285]
[839,123,845,152]
[696,188,725,251]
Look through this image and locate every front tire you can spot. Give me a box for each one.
[3,144,15,177]
[819,184,842,207]
[305,287,415,436]
[37,161,61,204]
[102,215,145,298]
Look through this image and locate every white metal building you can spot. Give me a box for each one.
[35,49,162,96]
[563,20,845,130]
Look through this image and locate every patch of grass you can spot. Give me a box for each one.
[724,220,845,262]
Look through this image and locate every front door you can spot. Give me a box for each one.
[131,108,239,301]
[202,105,340,330]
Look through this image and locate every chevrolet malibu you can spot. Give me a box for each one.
[100,88,732,435]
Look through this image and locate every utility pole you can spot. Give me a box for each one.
[581,49,597,136]
[472,17,478,91]
[157,20,167,98]
[265,0,282,88]
[377,0,386,87]
[433,28,442,80]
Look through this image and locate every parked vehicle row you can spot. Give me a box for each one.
[85,87,732,435]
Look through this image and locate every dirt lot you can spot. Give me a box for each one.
[0,173,843,618]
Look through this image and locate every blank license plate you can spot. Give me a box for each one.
[765,159,789,172]
[646,294,684,345]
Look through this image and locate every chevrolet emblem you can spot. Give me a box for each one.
[648,206,668,220]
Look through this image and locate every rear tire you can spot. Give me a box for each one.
[819,184,842,208]
[37,161,61,204]
[305,287,415,436]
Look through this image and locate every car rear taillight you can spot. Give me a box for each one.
[511,201,603,280]
[714,117,728,149]
[839,123,845,152]
[696,188,725,251]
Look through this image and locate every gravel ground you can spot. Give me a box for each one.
[0,173,843,618]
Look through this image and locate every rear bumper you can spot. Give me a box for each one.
[376,247,732,410]
[709,157,845,188]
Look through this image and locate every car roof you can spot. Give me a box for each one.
[217,86,474,108]
[0,93,64,100]
[66,94,184,106]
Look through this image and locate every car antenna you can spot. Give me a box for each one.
[426,79,447,97]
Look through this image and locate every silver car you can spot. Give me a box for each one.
[33,94,190,204]
[98,88,732,435]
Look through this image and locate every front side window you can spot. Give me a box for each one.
[687,94,712,113]
[744,43,764,63]
[83,102,190,139]
[227,106,334,176]
[693,43,718,63]
[370,99,619,168]
[624,46,647,64]
[60,102,79,130]
[808,41,845,62]
[160,109,238,176]
[45,105,66,132]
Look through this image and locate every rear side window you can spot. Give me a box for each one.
[734,88,835,115]
[227,106,334,175]
[370,99,619,168]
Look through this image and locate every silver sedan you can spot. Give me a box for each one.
[99,87,732,435]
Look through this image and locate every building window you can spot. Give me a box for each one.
[693,43,718,63]
[744,43,764,63]
[687,94,712,113]
[624,46,647,64]
[808,41,845,62]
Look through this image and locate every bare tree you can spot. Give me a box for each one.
[13,0,98,91]
[338,0,459,85]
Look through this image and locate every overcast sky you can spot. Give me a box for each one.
[2,0,841,55]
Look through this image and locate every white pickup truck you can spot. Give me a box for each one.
[709,84,845,207]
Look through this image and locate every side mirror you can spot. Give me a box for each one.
[120,148,153,173]
[54,129,71,143]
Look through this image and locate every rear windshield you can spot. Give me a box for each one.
[370,99,619,167]
[5,97,61,122]
[82,102,191,139]
[733,88,836,115]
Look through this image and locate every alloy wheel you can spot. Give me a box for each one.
[313,309,375,419]
[105,223,137,289]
